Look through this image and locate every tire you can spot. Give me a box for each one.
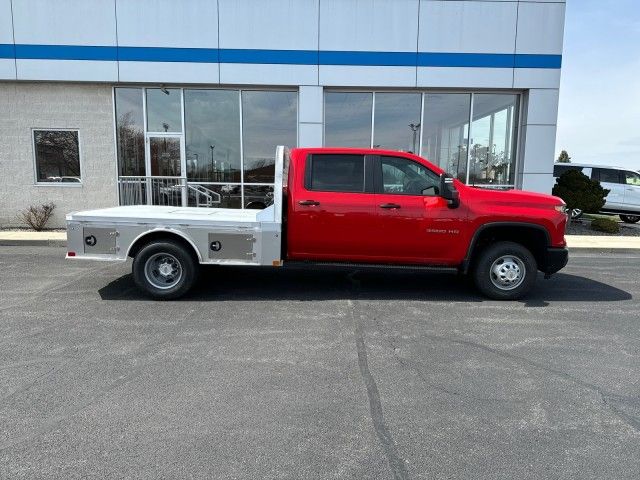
[620,214,640,224]
[132,240,198,300]
[472,241,537,300]
[570,208,583,220]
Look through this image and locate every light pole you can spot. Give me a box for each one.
[209,145,215,180]
[409,123,421,154]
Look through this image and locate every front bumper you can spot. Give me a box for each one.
[540,247,569,276]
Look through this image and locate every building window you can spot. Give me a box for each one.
[242,90,297,184]
[115,88,145,176]
[422,94,471,183]
[469,94,518,186]
[324,92,372,147]
[33,129,81,184]
[184,89,241,183]
[114,87,297,209]
[373,93,422,153]
[146,88,182,133]
[324,91,520,188]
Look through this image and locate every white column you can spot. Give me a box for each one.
[298,86,323,147]
[518,88,560,193]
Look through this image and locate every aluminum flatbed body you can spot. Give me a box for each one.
[66,147,286,266]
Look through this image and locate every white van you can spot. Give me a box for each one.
[553,163,640,223]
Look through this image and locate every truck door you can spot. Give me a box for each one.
[372,155,467,264]
[287,153,379,261]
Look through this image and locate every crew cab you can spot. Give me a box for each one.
[66,147,569,300]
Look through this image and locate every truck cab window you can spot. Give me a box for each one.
[380,156,439,195]
[307,154,365,192]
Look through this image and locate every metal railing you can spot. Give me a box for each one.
[118,176,220,207]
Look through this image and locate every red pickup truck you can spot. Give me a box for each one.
[66,146,568,300]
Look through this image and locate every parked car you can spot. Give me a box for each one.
[553,163,640,223]
[66,147,569,301]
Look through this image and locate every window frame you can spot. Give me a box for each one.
[32,127,83,187]
[304,153,374,194]
[373,155,440,196]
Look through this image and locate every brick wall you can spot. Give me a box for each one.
[0,82,117,228]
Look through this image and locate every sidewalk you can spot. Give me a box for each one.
[0,230,67,247]
[1,230,640,252]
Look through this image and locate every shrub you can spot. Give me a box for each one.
[591,217,620,234]
[552,169,609,217]
[20,203,55,231]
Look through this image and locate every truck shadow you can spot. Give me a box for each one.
[98,265,632,305]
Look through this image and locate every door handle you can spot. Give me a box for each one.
[298,200,320,206]
[379,203,401,209]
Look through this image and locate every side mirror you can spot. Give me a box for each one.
[439,173,460,209]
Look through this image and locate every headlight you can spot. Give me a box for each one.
[554,205,568,214]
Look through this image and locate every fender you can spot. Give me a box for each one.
[461,221,551,274]
[126,227,203,263]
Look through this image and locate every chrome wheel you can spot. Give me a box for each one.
[490,255,526,291]
[144,253,183,290]
[570,208,583,219]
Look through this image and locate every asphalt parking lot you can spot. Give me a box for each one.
[1,246,639,479]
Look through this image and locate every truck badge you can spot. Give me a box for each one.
[85,235,97,246]
[210,241,222,252]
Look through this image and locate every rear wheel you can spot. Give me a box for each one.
[472,241,537,300]
[620,214,640,223]
[133,240,198,299]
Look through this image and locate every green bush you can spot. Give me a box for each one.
[552,169,609,215]
[591,217,620,234]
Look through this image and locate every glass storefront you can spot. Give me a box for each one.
[324,92,372,148]
[115,87,297,209]
[325,90,519,188]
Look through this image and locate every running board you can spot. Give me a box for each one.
[283,260,459,273]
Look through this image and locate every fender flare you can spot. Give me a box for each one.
[126,228,203,263]
[461,221,551,274]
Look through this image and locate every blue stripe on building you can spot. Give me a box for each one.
[0,44,562,69]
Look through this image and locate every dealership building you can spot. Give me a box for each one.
[0,0,565,227]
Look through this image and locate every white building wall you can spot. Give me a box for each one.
[0,0,567,227]
[0,83,117,228]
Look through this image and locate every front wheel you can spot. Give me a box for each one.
[132,240,198,299]
[620,214,640,224]
[472,241,537,300]
[570,208,583,220]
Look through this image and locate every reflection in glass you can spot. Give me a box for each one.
[373,93,422,152]
[185,89,241,182]
[421,94,471,183]
[149,137,181,176]
[187,184,242,209]
[146,88,182,133]
[34,130,81,182]
[243,185,274,209]
[115,88,145,176]
[469,94,518,186]
[324,92,372,147]
[242,91,297,183]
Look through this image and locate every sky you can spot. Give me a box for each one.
[556,0,640,170]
